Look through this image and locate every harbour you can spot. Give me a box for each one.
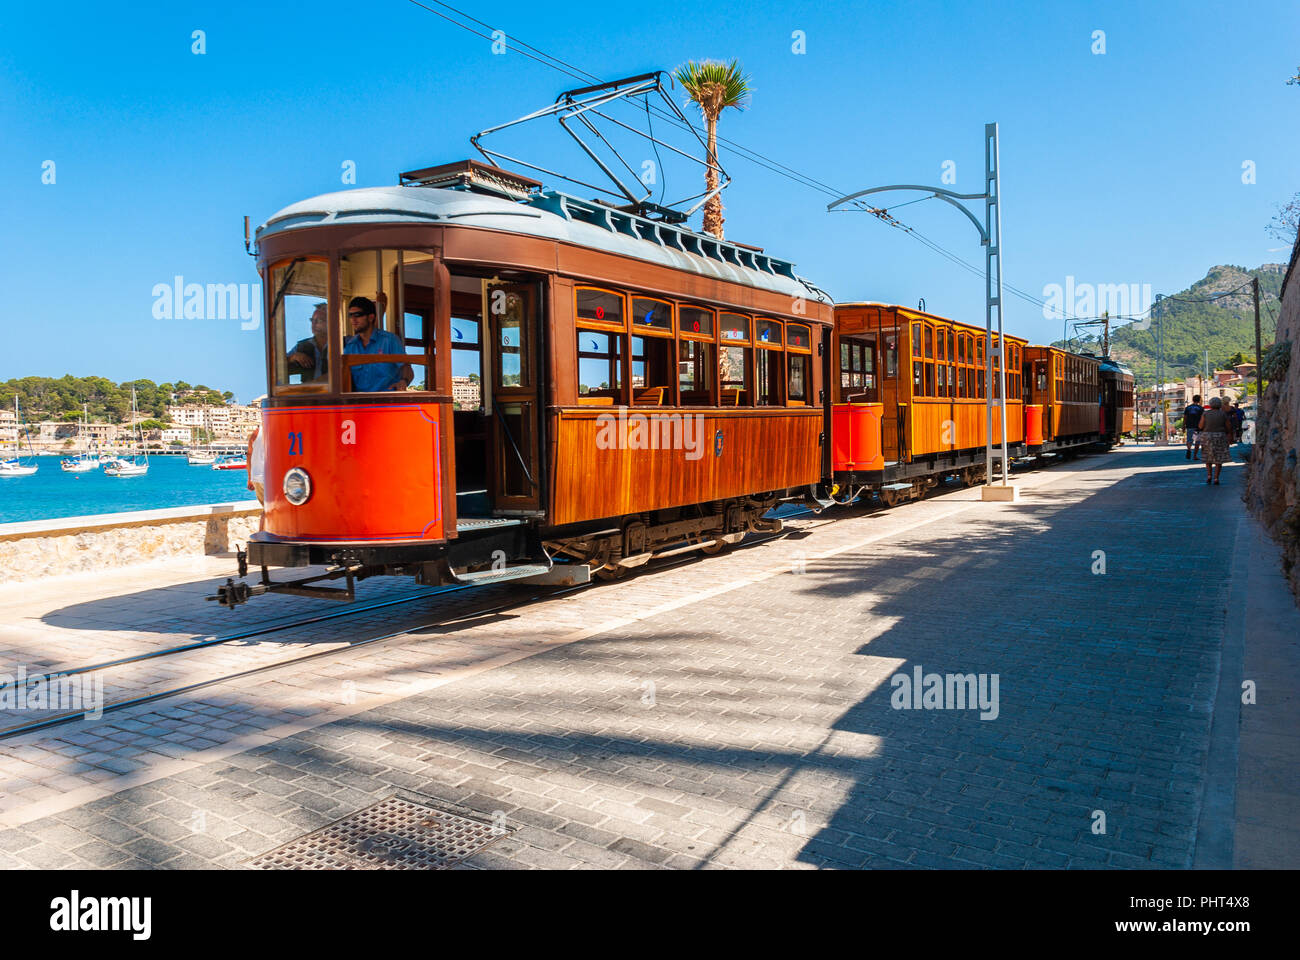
[0,454,253,525]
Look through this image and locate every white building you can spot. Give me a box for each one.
[0,408,17,446]
[161,427,193,443]
[451,376,481,410]
[167,403,262,440]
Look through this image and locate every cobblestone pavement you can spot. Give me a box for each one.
[0,446,1287,869]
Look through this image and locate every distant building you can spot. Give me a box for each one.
[1136,382,1184,416]
[161,427,193,443]
[0,408,17,446]
[167,402,261,440]
[451,376,481,410]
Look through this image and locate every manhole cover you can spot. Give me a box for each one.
[246,796,509,870]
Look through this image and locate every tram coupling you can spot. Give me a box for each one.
[207,564,368,609]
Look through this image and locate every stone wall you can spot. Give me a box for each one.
[0,503,261,584]
[1246,236,1300,602]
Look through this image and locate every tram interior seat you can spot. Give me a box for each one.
[634,386,666,406]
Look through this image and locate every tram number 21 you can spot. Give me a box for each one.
[287,431,305,456]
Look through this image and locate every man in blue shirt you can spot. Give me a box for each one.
[343,296,413,391]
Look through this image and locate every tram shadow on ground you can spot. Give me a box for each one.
[783,457,1245,869]
[255,451,1246,870]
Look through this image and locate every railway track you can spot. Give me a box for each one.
[0,466,1035,744]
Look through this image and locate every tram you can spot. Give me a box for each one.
[212,159,1134,608]
[215,161,834,605]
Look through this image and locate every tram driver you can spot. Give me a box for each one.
[286,302,329,383]
[344,295,414,391]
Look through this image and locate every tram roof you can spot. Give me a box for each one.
[257,184,831,303]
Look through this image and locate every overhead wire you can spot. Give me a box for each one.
[402,0,1217,329]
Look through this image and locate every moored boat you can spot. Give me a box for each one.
[1,398,39,477]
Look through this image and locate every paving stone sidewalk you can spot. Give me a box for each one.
[0,447,1290,869]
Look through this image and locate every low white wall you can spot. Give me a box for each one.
[0,502,262,583]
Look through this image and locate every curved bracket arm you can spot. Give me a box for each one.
[828,184,988,244]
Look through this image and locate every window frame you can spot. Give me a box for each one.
[630,295,675,339]
[678,303,717,342]
[574,286,628,334]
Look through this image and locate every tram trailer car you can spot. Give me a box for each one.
[828,308,1136,504]
[215,161,835,606]
[829,304,1027,505]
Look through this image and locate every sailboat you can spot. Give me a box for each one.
[0,397,39,477]
[61,404,101,473]
[187,447,217,465]
[102,388,149,477]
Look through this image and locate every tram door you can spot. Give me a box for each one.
[840,335,878,402]
[483,281,541,514]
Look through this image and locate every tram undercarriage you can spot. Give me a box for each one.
[210,494,787,607]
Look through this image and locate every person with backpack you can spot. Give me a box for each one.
[1182,394,1204,459]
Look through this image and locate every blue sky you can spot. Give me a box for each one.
[2,0,1296,402]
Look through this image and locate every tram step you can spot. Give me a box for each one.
[450,563,553,586]
[456,516,524,533]
[880,482,913,491]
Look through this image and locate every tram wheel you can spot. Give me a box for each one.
[594,564,629,581]
[697,538,727,555]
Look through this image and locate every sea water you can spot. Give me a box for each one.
[0,455,253,524]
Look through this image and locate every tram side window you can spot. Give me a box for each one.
[678,340,713,403]
[678,305,716,406]
[787,323,813,406]
[756,317,784,406]
[578,331,624,400]
[631,297,674,405]
[884,332,898,378]
[271,259,330,392]
[719,314,752,406]
[788,354,810,404]
[576,288,626,403]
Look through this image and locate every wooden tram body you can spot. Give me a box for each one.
[228,162,833,603]
[1024,346,1101,447]
[828,304,1027,503]
[214,160,1136,607]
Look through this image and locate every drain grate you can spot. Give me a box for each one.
[246,795,509,870]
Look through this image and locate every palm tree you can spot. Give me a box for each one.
[673,59,751,239]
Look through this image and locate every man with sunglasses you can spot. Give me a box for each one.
[343,295,413,391]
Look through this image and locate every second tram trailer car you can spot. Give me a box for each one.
[215,161,835,605]
[828,303,1027,505]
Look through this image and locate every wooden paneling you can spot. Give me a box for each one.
[907,399,1025,455]
[1056,401,1099,437]
[549,407,822,525]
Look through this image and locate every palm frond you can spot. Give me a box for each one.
[672,59,751,116]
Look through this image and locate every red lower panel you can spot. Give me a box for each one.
[262,404,443,541]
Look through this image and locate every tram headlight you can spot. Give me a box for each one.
[283,467,312,506]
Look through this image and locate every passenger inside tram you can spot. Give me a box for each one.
[285,302,329,382]
[343,295,412,391]
[338,249,436,392]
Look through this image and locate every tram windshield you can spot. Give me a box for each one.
[270,258,329,392]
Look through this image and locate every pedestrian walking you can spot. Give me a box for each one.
[1182,395,1203,460]
[1198,397,1231,485]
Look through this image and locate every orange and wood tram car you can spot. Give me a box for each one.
[212,160,1134,607]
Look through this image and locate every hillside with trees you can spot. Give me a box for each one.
[0,376,235,423]
[1055,264,1283,386]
